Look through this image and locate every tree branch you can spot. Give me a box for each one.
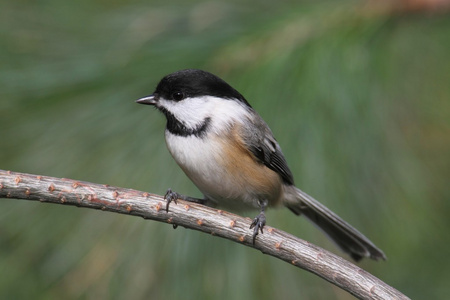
[0,169,408,300]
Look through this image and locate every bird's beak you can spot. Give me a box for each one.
[136,95,157,105]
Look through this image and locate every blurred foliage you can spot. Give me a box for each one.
[1,0,449,299]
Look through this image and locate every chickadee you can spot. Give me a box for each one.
[137,69,386,261]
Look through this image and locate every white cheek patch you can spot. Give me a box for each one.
[159,98,207,129]
[158,96,251,133]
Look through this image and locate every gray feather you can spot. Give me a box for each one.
[241,114,294,185]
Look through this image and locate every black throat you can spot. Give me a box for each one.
[160,107,210,137]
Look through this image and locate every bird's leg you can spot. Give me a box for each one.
[164,188,207,213]
[250,199,268,244]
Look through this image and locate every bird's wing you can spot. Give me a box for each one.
[240,114,294,185]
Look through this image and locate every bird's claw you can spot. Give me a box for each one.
[164,188,179,212]
[250,212,266,245]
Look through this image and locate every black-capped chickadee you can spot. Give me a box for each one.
[137,69,386,261]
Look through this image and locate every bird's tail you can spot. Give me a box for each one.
[285,187,386,261]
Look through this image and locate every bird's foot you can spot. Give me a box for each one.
[249,199,268,244]
[164,189,207,213]
[250,211,266,245]
[164,188,179,213]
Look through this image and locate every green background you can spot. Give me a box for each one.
[1,1,449,299]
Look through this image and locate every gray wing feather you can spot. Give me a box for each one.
[241,114,294,185]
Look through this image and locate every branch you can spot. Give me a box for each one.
[0,169,408,300]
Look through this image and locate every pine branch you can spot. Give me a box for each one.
[0,169,408,300]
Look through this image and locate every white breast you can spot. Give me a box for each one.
[165,132,223,183]
[165,131,234,204]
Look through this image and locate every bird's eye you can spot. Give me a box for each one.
[172,91,185,101]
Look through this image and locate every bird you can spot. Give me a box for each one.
[136,69,386,261]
